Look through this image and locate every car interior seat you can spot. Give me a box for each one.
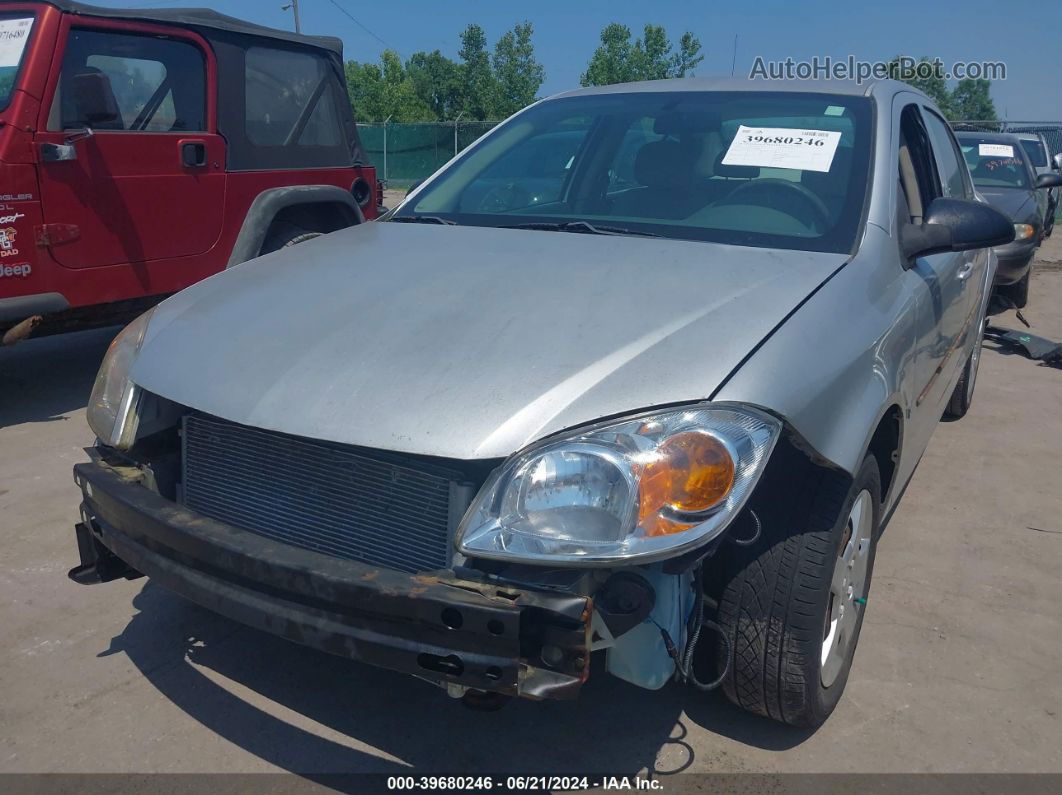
[68,67,124,130]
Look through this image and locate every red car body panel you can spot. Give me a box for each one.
[0,2,377,331]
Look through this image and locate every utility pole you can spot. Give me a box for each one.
[282,0,302,33]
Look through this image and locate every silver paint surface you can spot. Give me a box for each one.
[132,221,844,459]
[131,79,991,511]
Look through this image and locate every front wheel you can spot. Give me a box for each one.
[715,454,881,728]
[1000,267,1031,309]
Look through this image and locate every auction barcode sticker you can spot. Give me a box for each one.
[0,17,33,68]
[722,126,842,173]
[978,143,1014,158]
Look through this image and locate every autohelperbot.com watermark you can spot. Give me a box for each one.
[749,55,1006,84]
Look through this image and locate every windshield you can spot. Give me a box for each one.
[396,91,873,254]
[0,15,34,111]
[1019,138,1048,168]
[957,138,1030,189]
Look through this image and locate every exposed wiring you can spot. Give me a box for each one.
[654,568,732,692]
[729,508,762,546]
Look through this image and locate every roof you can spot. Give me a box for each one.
[548,76,928,103]
[1010,131,1047,142]
[953,131,1024,144]
[28,1,343,54]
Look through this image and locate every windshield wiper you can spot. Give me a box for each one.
[499,220,660,238]
[389,215,457,225]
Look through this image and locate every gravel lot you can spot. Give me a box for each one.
[1,236,1061,778]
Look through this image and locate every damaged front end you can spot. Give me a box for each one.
[72,450,593,701]
[70,388,846,704]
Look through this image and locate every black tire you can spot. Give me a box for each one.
[943,311,986,421]
[260,224,323,256]
[1001,268,1030,309]
[716,454,882,728]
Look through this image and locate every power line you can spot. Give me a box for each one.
[327,0,392,50]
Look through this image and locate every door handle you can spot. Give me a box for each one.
[957,261,974,281]
[40,142,77,162]
[180,140,207,168]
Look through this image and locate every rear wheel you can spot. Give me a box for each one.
[260,224,323,255]
[943,310,986,420]
[715,454,881,728]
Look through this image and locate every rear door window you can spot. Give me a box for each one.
[245,46,342,147]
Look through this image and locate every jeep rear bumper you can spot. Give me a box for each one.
[71,455,591,700]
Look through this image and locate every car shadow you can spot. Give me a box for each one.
[0,326,119,428]
[100,582,812,783]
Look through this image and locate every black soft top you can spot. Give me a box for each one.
[38,1,343,55]
[31,0,367,169]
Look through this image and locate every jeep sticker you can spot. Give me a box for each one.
[0,262,32,278]
[0,226,19,257]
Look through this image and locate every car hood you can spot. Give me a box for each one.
[977,187,1036,221]
[132,222,846,459]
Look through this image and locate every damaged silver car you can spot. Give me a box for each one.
[71,79,1013,728]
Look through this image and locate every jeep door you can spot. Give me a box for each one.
[34,17,225,270]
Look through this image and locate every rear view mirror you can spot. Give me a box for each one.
[71,70,120,127]
[902,197,1014,260]
[1035,172,1062,189]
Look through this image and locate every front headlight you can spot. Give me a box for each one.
[457,404,781,565]
[1013,223,1036,241]
[87,308,154,449]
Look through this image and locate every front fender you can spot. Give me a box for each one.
[713,224,916,483]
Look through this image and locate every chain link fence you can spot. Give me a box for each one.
[359,121,499,188]
[951,120,1062,160]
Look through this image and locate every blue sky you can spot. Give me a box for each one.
[112,0,1055,119]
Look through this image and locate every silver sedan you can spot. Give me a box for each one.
[71,78,1013,728]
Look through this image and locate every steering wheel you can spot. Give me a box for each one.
[477,182,532,213]
[716,179,832,232]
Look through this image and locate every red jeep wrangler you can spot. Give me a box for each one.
[0,1,379,344]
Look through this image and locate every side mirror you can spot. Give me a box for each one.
[902,197,1014,261]
[1035,172,1062,189]
[1054,153,1062,171]
[405,178,425,197]
[71,70,120,127]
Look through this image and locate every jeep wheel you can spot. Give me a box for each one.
[261,225,323,255]
[716,454,881,728]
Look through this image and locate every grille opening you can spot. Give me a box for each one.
[181,413,467,573]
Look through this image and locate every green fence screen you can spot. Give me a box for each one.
[359,121,499,188]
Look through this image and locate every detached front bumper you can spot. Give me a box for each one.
[993,237,1038,284]
[71,454,592,700]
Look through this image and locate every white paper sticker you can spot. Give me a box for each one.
[722,126,842,173]
[978,143,1014,158]
[0,17,33,68]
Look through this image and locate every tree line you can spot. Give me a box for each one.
[886,56,997,121]
[343,23,998,124]
[344,22,703,123]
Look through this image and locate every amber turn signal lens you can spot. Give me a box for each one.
[638,431,736,537]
